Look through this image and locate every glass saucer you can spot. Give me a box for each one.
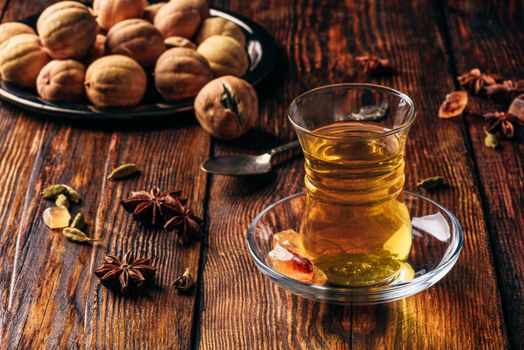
[247,192,463,304]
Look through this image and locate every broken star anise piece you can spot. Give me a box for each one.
[164,200,204,245]
[95,251,156,294]
[120,187,186,226]
[438,91,468,119]
[484,111,520,138]
[457,68,503,95]
[356,54,394,76]
[485,80,524,104]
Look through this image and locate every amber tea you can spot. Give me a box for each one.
[287,84,416,287]
[300,121,411,286]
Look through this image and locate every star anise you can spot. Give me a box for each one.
[95,251,156,294]
[457,68,503,95]
[485,80,524,104]
[164,199,203,245]
[356,54,394,76]
[484,111,520,138]
[120,187,186,226]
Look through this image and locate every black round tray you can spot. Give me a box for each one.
[0,7,277,120]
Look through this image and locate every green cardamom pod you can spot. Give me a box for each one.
[70,213,85,230]
[41,184,81,202]
[41,184,68,199]
[484,131,498,149]
[55,194,69,207]
[417,176,445,190]
[62,227,94,244]
[63,185,81,203]
[108,163,141,180]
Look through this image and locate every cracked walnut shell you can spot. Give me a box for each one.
[194,75,258,140]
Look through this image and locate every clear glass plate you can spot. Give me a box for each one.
[247,192,463,304]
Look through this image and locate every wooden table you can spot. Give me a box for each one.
[0,0,522,348]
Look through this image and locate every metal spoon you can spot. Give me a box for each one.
[200,140,300,176]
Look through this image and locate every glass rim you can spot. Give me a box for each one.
[287,83,416,141]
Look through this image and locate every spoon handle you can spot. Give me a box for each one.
[267,140,300,156]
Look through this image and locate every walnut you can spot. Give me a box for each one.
[194,76,258,140]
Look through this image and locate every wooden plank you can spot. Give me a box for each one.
[347,1,507,348]
[0,0,54,337]
[199,0,508,349]
[83,123,209,349]
[453,0,524,31]
[0,3,106,348]
[0,2,210,350]
[3,126,111,349]
[3,122,209,348]
[444,0,524,347]
[0,103,48,333]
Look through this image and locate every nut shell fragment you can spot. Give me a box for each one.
[173,267,194,292]
[508,94,524,123]
[438,91,468,119]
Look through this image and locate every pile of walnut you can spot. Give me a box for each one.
[0,0,258,140]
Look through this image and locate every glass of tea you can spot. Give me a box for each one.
[288,84,416,287]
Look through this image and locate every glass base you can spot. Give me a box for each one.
[247,192,463,304]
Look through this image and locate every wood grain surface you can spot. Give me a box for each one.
[445,1,524,348]
[0,0,521,349]
[199,0,508,349]
[0,1,209,348]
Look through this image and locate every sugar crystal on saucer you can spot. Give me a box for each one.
[272,229,302,254]
[268,242,327,285]
[268,244,313,282]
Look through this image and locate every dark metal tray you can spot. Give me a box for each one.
[0,7,276,120]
